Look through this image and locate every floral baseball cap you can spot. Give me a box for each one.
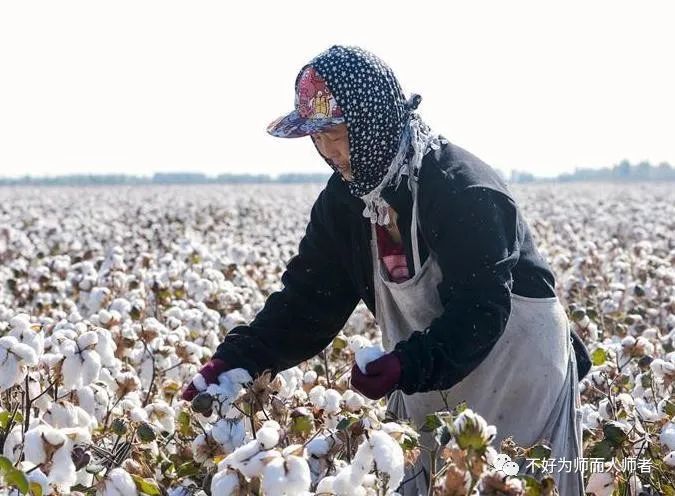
[266,65,345,138]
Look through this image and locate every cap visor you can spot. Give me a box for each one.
[267,110,345,138]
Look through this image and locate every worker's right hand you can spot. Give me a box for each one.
[181,358,229,401]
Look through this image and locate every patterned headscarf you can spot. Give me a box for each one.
[307,45,446,225]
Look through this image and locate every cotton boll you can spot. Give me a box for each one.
[277,367,303,399]
[261,454,311,496]
[303,370,318,386]
[145,401,176,434]
[579,404,602,430]
[99,467,139,496]
[348,335,371,353]
[369,430,405,489]
[309,385,327,409]
[61,426,91,445]
[227,439,262,464]
[0,336,38,391]
[77,384,109,423]
[191,434,212,464]
[660,422,675,451]
[43,401,95,431]
[306,435,332,457]
[333,465,368,495]
[75,387,93,414]
[627,474,643,495]
[11,341,38,365]
[224,367,253,386]
[24,465,50,496]
[293,388,308,403]
[48,441,77,488]
[77,330,98,350]
[138,356,155,389]
[192,373,208,392]
[9,314,44,357]
[651,358,675,383]
[256,420,281,449]
[316,476,336,493]
[324,389,342,414]
[2,426,23,463]
[0,352,23,392]
[614,393,635,415]
[351,439,374,483]
[23,430,46,465]
[211,468,241,496]
[452,408,497,450]
[74,465,94,488]
[61,351,82,390]
[343,389,365,412]
[586,471,616,496]
[380,422,418,441]
[261,457,292,495]
[355,344,385,374]
[81,350,102,386]
[98,309,112,326]
[9,313,32,332]
[211,419,246,454]
[129,407,149,423]
[634,397,665,422]
[597,399,612,420]
[114,371,141,397]
[232,446,280,479]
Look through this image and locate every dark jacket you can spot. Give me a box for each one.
[214,139,591,393]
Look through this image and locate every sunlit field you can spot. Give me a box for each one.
[0,182,673,495]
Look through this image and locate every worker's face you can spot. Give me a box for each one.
[312,123,352,181]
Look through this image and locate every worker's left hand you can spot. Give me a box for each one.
[350,352,402,400]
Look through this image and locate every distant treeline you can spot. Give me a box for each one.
[0,172,332,186]
[1,159,673,186]
[511,159,675,183]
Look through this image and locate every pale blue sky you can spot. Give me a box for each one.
[0,0,673,178]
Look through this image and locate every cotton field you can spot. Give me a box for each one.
[0,182,673,496]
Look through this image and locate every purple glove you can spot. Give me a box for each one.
[350,352,402,400]
[181,358,229,401]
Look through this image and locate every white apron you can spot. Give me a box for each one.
[371,176,585,495]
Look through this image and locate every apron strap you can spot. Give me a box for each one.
[410,176,422,274]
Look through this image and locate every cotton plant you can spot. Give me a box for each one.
[96,467,139,496]
[0,335,38,391]
[23,424,82,490]
[321,430,405,495]
[60,330,102,390]
[1,184,675,494]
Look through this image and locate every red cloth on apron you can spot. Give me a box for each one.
[375,223,410,283]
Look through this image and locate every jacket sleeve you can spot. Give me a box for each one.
[393,185,521,394]
[212,186,360,378]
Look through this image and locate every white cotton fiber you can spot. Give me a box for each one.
[102,468,138,496]
[261,455,311,496]
[348,335,371,353]
[355,344,385,374]
[324,389,342,414]
[342,389,365,412]
[306,435,331,457]
[661,422,675,451]
[303,370,318,385]
[256,420,281,449]
[308,385,326,409]
[369,430,405,489]
[211,469,240,496]
[212,418,246,454]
